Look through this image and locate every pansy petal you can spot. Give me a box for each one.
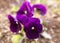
[8,15,21,33]
[35,24,43,33]
[16,1,33,17]
[26,31,39,39]
[16,14,29,25]
[33,4,47,15]
[29,18,40,24]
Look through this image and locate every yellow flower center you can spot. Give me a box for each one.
[32,27,34,30]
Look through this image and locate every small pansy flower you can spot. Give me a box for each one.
[16,1,33,17]
[33,4,47,15]
[8,15,21,33]
[24,18,42,39]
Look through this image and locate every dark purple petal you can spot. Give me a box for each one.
[16,1,33,17]
[29,18,40,24]
[33,4,47,15]
[16,14,29,25]
[24,18,42,39]
[25,30,39,39]
[8,15,21,33]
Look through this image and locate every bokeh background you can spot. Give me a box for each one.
[0,0,60,43]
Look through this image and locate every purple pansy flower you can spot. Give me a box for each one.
[16,14,29,25]
[33,4,47,15]
[24,18,42,39]
[8,1,47,39]
[16,1,33,17]
[8,15,21,33]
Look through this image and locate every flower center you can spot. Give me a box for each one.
[34,8,37,11]
[32,27,34,30]
[16,21,18,24]
[24,11,27,14]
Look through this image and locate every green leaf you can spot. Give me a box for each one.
[11,5,19,12]
[12,34,22,43]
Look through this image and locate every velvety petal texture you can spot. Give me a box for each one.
[24,18,42,39]
[8,15,21,33]
[16,1,33,17]
[16,14,29,25]
[33,4,47,15]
